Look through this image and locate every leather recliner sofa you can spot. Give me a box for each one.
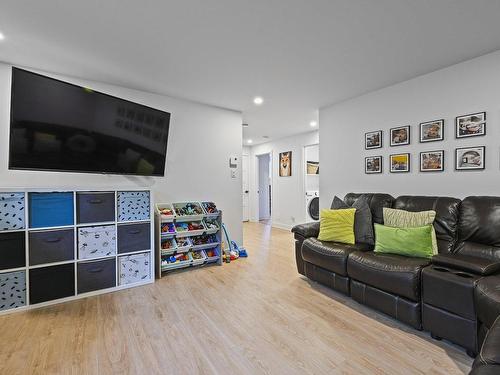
[291,193,500,374]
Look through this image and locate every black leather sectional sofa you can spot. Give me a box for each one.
[292,193,500,374]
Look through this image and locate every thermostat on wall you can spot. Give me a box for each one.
[229,156,238,168]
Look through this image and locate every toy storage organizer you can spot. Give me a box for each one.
[0,190,153,314]
[155,201,223,278]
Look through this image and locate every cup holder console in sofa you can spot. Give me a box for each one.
[292,194,500,374]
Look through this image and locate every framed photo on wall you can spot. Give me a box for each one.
[390,126,410,146]
[420,120,444,143]
[390,153,410,173]
[365,130,382,149]
[455,146,485,170]
[455,112,486,138]
[279,151,292,177]
[420,150,444,172]
[365,156,382,174]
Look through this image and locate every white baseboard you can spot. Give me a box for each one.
[270,222,293,231]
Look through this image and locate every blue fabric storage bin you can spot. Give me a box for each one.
[29,192,74,228]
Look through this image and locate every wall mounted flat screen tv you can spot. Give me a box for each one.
[9,67,170,176]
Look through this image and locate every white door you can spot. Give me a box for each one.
[242,154,249,221]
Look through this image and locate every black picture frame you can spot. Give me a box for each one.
[455,146,485,171]
[390,125,410,146]
[455,112,486,138]
[365,130,383,150]
[390,153,410,173]
[419,120,444,143]
[365,156,382,174]
[420,150,444,172]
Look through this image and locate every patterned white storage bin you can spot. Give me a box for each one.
[78,225,116,260]
[0,193,25,231]
[117,191,150,222]
[118,252,150,285]
[0,270,26,312]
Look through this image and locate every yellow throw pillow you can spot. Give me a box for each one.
[318,208,356,244]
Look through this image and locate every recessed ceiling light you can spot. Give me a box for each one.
[310,121,318,127]
[253,96,264,105]
[247,139,253,144]
[0,32,5,41]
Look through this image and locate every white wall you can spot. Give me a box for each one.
[320,50,500,209]
[0,62,243,243]
[248,131,319,229]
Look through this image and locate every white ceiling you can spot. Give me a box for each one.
[1,1,500,145]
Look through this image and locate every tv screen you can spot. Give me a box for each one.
[9,67,170,176]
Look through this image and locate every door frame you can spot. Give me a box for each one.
[255,151,273,223]
[303,143,319,220]
[242,153,250,222]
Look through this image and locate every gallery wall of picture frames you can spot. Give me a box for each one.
[364,111,487,174]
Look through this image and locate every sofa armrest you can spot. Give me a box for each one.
[291,222,320,240]
[432,254,500,276]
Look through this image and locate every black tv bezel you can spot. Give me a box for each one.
[9,67,170,177]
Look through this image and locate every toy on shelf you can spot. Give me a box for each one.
[205,248,220,263]
[161,252,190,267]
[175,221,205,235]
[175,237,192,252]
[192,234,218,247]
[161,222,176,235]
[173,202,203,217]
[157,204,175,220]
[161,238,176,250]
[204,217,219,233]
[202,202,219,216]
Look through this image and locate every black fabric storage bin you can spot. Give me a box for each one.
[29,229,75,265]
[77,192,115,224]
[117,222,151,254]
[29,263,75,304]
[0,231,26,270]
[77,258,116,294]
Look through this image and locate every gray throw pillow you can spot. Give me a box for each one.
[331,195,374,245]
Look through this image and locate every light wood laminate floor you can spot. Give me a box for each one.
[0,222,472,374]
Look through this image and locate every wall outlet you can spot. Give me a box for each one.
[231,170,237,179]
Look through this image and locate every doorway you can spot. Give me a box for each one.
[257,153,272,224]
[242,154,250,222]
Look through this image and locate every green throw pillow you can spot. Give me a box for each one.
[318,208,356,244]
[374,224,434,259]
[383,207,438,255]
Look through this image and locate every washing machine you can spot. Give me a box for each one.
[305,191,319,222]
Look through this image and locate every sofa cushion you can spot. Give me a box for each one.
[344,193,395,224]
[347,251,431,301]
[301,238,370,276]
[456,196,500,261]
[393,196,461,253]
[475,276,500,328]
[331,195,374,245]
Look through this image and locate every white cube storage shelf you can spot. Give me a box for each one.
[155,201,223,278]
[0,189,154,315]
